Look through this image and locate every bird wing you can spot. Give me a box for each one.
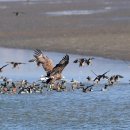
[91,70,98,76]
[117,75,124,78]
[34,49,54,73]
[6,62,14,64]
[1,64,9,69]
[18,62,26,64]
[28,59,36,62]
[102,70,110,76]
[47,54,69,77]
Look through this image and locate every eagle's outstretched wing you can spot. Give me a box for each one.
[34,49,54,73]
[47,54,69,77]
[46,54,69,84]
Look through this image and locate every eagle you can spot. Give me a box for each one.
[33,49,69,84]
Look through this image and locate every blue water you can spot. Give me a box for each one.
[0,47,129,83]
[0,47,130,129]
[0,84,130,130]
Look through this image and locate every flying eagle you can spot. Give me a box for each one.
[33,49,69,84]
[7,62,26,68]
[0,64,9,72]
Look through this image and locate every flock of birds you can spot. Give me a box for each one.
[0,49,126,94]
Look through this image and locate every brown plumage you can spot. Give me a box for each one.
[33,49,69,84]
[34,49,54,73]
[0,64,9,72]
[7,62,26,68]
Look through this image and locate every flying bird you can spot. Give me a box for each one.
[33,49,69,84]
[6,62,26,68]
[85,58,95,65]
[108,75,123,85]
[0,64,9,72]
[73,57,94,67]
[28,58,41,67]
[92,70,110,84]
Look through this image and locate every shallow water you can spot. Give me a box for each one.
[0,47,130,129]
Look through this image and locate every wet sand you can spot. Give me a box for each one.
[0,0,130,60]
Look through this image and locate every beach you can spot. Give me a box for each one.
[0,0,130,60]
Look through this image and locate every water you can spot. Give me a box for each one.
[0,47,130,129]
[0,47,129,83]
[0,85,130,130]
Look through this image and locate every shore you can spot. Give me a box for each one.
[0,1,130,60]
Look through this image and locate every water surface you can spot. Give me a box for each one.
[0,47,130,130]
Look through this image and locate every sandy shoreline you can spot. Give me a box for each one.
[0,1,130,60]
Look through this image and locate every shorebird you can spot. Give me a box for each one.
[6,62,26,68]
[92,70,110,84]
[73,57,94,67]
[33,49,69,84]
[0,64,8,72]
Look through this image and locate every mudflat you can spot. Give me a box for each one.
[0,0,130,60]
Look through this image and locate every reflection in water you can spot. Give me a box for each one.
[0,47,129,83]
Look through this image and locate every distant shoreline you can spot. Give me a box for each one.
[0,1,130,61]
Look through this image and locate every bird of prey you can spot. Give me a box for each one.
[73,57,94,67]
[0,64,8,72]
[33,49,69,84]
[6,62,26,68]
